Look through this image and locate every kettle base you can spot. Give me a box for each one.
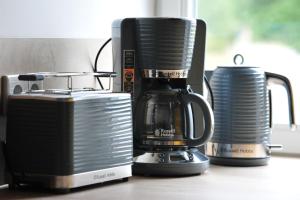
[209,156,270,166]
[133,148,209,176]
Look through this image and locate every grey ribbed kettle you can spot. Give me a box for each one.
[206,54,296,166]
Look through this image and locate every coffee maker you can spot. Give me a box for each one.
[112,18,214,176]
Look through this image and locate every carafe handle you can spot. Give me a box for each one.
[266,72,296,130]
[181,92,214,147]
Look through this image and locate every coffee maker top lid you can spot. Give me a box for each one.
[135,18,197,74]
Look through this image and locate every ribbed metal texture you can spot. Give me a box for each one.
[136,18,196,70]
[7,93,133,175]
[7,100,71,175]
[210,67,270,144]
[73,96,133,173]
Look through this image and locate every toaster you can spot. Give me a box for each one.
[6,89,133,190]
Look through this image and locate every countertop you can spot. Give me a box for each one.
[0,156,299,200]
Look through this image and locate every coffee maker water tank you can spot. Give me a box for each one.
[112,18,207,98]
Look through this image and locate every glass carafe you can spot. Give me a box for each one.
[135,86,214,149]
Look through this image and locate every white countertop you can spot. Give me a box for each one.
[0,156,299,200]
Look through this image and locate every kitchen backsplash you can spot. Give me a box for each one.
[0,38,113,89]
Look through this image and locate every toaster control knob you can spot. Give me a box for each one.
[13,85,23,94]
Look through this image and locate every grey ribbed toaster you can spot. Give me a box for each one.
[6,89,133,191]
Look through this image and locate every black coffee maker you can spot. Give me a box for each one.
[112,18,214,176]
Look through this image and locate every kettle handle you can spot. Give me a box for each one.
[181,92,214,147]
[266,72,296,130]
[204,75,214,110]
[268,89,272,128]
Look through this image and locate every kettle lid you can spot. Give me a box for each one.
[233,54,245,66]
[217,54,261,70]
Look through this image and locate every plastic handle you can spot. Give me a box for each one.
[266,72,296,130]
[268,89,273,129]
[181,92,214,147]
[204,75,214,110]
[18,74,45,81]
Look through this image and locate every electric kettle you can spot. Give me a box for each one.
[206,54,296,166]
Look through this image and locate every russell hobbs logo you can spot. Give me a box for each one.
[93,172,116,180]
[154,129,176,137]
[160,71,187,78]
[215,146,254,154]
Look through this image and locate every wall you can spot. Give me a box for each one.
[0,0,155,38]
[0,38,107,89]
[0,0,155,77]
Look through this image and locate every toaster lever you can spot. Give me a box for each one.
[18,74,45,81]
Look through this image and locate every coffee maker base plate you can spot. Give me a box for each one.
[209,156,270,166]
[132,148,209,176]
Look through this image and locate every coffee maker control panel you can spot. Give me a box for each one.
[123,50,135,95]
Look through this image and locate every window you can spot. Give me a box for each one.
[197,0,300,154]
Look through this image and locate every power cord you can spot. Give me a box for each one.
[93,38,112,89]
